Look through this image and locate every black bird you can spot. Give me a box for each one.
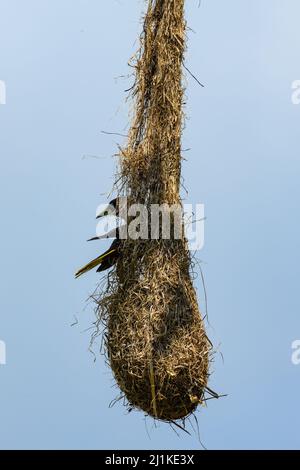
[75,197,128,278]
[75,197,131,278]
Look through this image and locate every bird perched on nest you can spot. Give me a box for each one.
[75,197,127,278]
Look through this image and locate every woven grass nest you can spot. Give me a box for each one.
[93,0,214,422]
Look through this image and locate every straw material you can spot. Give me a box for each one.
[95,0,212,422]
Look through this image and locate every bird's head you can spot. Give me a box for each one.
[96,196,128,220]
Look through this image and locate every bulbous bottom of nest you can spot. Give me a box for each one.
[110,368,204,421]
[100,240,212,422]
[107,297,210,421]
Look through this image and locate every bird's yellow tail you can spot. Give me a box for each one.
[75,249,116,278]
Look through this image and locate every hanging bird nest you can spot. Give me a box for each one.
[94,0,214,422]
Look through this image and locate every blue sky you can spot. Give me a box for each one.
[0,0,300,449]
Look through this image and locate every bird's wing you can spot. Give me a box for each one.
[75,248,117,278]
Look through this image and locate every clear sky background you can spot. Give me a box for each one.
[0,0,300,450]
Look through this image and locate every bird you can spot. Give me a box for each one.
[75,197,128,278]
[75,197,132,278]
[75,238,121,278]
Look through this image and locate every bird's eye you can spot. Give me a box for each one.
[104,211,108,216]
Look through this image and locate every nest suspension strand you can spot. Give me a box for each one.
[95,0,213,422]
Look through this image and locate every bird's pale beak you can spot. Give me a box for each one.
[96,203,115,219]
[96,208,109,219]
